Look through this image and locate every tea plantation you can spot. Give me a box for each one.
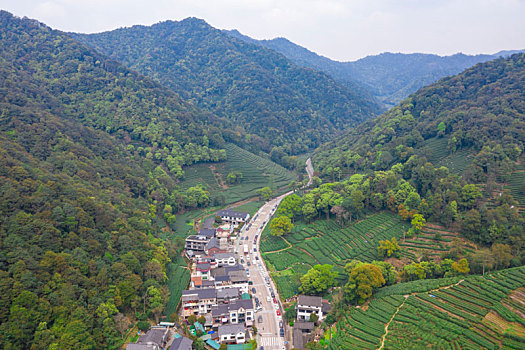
[328,266,525,350]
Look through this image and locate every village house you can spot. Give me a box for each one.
[211,299,254,327]
[126,327,169,350]
[296,295,330,322]
[204,237,224,256]
[185,235,210,257]
[181,288,217,318]
[218,324,246,344]
[216,209,250,226]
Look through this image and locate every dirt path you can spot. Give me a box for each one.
[378,279,465,349]
[378,295,409,350]
[262,237,293,253]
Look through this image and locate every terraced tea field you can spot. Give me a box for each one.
[328,266,525,350]
[505,164,525,216]
[164,256,191,321]
[423,137,475,174]
[261,212,412,299]
[181,143,296,204]
[399,224,477,261]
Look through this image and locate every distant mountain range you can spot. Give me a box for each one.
[71,18,382,159]
[226,29,524,107]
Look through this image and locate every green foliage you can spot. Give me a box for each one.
[377,237,401,258]
[344,264,385,304]
[269,216,293,236]
[258,186,273,201]
[0,11,216,348]
[313,53,525,249]
[226,171,243,184]
[73,19,381,161]
[299,264,338,295]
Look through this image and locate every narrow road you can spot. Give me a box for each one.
[305,158,314,187]
[236,193,291,349]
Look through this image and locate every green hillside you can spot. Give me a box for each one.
[0,11,228,349]
[182,143,296,204]
[71,18,382,163]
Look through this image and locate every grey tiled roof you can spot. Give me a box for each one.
[217,287,240,299]
[169,336,193,350]
[182,288,216,300]
[199,228,216,238]
[218,323,245,337]
[297,295,323,307]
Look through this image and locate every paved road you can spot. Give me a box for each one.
[236,160,314,349]
[236,193,291,350]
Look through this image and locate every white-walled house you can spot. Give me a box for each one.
[218,324,246,344]
[296,295,328,321]
[217,210,250,226]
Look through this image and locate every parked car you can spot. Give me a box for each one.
[252,287,256,294]
[255,256,259,260]
[280,328,284,337]
[253,248,257,252]
[258,316,263,323]
[247,261,251,266]
[279,321,283,328]
[273,298,278,304]
[276,310,281,316]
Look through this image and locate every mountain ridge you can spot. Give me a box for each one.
[226,29,524,107]
[71,18,383,162]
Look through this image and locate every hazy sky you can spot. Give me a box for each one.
[3,0,525,61]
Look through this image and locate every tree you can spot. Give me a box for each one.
[219,344,228,350]
[192,338,205,350]
[137,320,150,332]
[469,249,494,275]
[309,313,319,324]
[371,261,397,285]
[299,264,338,295]
[269,216,293,236]
[451,258,470,276]
[278,194,302,221]
[491,243,512,269]
[187,315,197,325]
[344,264,385,304]
[411,214,426,233]
[400,263,426,281]
[226,171,243,184]
[258,187,273,201]
[377,237,401,258]
[114,313,130,339]
[197,315,206,325]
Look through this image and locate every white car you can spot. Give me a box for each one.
[266,296,271,302]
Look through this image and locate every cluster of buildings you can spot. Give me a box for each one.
[181,209,254,347]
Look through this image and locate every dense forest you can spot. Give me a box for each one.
[0,11,224,349]
[227,29,522,107]
[312,53,525,254]
[71,18,382,163]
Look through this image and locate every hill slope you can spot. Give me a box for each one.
[0,11,232,349]
[227,30,523,107]
[313,53,525,178]
[71,18,382,159]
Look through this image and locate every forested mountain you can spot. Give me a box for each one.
[311,53,524,248]
[227,30,523,107]
[0,11,227,348]
[71,18,382,160]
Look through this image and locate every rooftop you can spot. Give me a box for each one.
[137,328,169,346]
[218,324,245,337]
[182,288,216,300]
[199,228,216,238]
[297,295,323,308]
[169,336,193,350]
[217,287,240,299]
[217,209,249,219]
[294,321,315,330]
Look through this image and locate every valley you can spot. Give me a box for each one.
[0,7,523,350]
